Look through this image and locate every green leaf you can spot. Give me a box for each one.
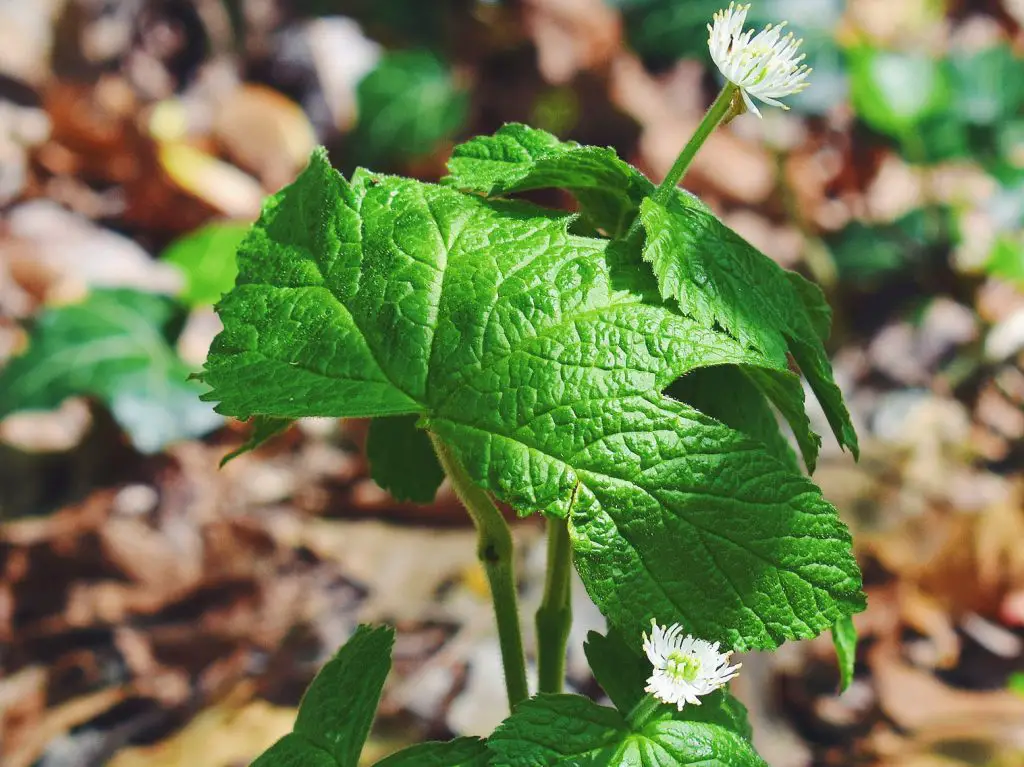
[447,123,653,236]
[203,150,864,650]
[251,734,337,767]
[949,46,1024,127]
[669,366,801,474]
[294,625,393,765]
[366,415,445,503]
[487,694,766,766]
[487,694,629,765]
[986,236,1024,287]
[251,625,393,767]
[832,615,857,693]
[826,208,952,284]
[162,222,249,307]
[353,50,468,167]
[448,128,830,470]
[0,289,221,453]
[584,629,752,740]
[639,194,859,461]
[221,415,293,466]
[374,737,490,767]
[584,628,651,713]
[849,48,950,137]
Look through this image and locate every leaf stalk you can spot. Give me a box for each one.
[536,515,573,693]
[429,433,530,710]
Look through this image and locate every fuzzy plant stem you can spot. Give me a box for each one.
[430,433,530,709]
[623,82,740,247]
[651,82,739,206]
[536,515,573,693]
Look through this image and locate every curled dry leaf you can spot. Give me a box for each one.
[523,0,622,85]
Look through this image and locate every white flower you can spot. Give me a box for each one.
[642,620,741,710]
[707,2,811,117]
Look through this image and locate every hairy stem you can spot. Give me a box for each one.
[429,433,530,709]
[536,515,573,693]
[652,82,739,206]
[627,694,665,729]
[624,83,739,247]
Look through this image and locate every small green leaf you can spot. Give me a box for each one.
[374,737,490,766]
[249,625,393,767]
[353,50,468,166]
[1009,672,1024,698]
[849,49,950,137]
[293,625,393,766]
[832,615,857,693]
[826,208,951,284]
[584,628,651,713]
[250,734,337,767]
[447,123,653,236]
[949,46,1024,127]
[487,694,766,766]
[162,222,249,307]
[986,236,1024,287]
[221,415,293,466]
[0,289,221,453]
[639,193,858,460]
[366,415,444,503]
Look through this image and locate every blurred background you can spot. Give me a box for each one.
[0,0,1022,765]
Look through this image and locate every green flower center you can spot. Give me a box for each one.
[665,650,701,683]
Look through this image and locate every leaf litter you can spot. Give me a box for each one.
[1,0,1023,765]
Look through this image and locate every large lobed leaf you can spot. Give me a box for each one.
[202,148,864,650]
[447,123,854,471]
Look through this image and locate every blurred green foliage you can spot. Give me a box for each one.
[162,222,250,308]
[352,50,469,168]
[0,290,221,453]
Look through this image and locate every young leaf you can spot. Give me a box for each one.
[251,734,337,767]
[487,694,766,766]
[639,193,859,459]
[584,628,651,713]
[447,123,653,236]
[162,222,249,307]
[252,624,393,767]
[374,737,490,767]
[353,50,468,166]
[0,289,221,453]
[832,615,857,693]
[221,415,293,466]
[202,151,864,651]
[366,415,444,503]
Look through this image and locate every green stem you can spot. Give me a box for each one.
[429,433,530,709]
[651,83,739,207]
[536,516,573,693]
[623,83,739,247]
[627,694,665,729]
